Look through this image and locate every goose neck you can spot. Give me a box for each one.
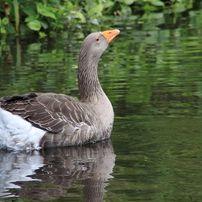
[78,53,104,102]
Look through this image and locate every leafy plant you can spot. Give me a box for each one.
[0,0,199,35]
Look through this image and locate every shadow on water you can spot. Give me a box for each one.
[0,139,115,201]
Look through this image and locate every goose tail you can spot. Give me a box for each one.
[0,109,46,150]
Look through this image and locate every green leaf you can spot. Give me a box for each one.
[151,1,165,6]
[76,12,86,23]
[39,31,47,38]
[0,27,7,34]
[28,43,41,51]
[40,21,48,29]
[25,16,37,23]
[39,8,56,19]
[6,23,16,33]
[94,3,103,12]
[123,0,135,5]
[27,20,41,31]
[37,3,56,19]
[20,23,30,33]
[55,23,64,29]
[104,0,114,8]
[2,17,9,25]
[22,6,36,16]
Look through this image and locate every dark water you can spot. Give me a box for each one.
[1,13,202,201]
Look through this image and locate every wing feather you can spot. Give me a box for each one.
[0,92,96,133]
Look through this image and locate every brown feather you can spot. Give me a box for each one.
[0,92,98,134]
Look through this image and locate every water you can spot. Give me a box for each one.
[0,140,115,201]
[1,12,202,201]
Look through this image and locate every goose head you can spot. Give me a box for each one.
[78,29,120,102]
[78,30,120,65]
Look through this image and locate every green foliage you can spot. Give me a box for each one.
[0,0,200,35]
[0,17,8,34]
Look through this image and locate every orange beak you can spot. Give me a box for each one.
[101,29,120,43]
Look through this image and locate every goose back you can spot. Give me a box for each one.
[0,92,111,147]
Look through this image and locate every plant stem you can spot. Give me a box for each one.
[0,0,10,20]
[13,0,20,34]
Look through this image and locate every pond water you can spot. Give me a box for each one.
[1,12,202,201]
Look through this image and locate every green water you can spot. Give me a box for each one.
[1,13,202,201]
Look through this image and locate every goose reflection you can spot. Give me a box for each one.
[0,139,115,201]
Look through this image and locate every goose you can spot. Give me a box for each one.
[0,29,120,150]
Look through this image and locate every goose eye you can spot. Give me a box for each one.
[96,38,100,41]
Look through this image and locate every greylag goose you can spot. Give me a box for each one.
[0,29,120,150]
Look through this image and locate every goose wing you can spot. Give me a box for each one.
[0,92,96,133]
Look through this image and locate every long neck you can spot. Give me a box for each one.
[77,45,114,129]
[78,48,104,103]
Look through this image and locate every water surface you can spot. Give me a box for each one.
[1,13,202,201]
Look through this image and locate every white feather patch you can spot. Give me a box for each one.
[0,109,46,150]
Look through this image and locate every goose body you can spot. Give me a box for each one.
[0,29,120,150]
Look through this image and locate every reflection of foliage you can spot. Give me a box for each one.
[101,17,202,118]
[0,36,80,97]
[0,0,201,35]
[1,8,202,118]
